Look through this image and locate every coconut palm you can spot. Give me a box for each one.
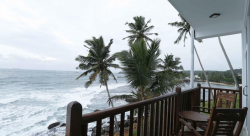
[158,54,183,71]
[75,36,120,130]
[151,54,186,94]
[117,39,161,100]
[168,14,212,89]
[108,39,185,104]
[123,16,158,44]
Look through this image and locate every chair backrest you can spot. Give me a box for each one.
[205,107,248,136]
[215,92,237,108]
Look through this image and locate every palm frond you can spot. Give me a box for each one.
[107,94,134,105]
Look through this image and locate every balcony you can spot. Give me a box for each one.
[65,84,242,136]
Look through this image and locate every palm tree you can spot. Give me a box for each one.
[116,39,160,100]
[123,16,158,44]
[151,54,186,94]
[109,39,185,103]
[158,54,183,71]
[75,36,120,130]
[168,14,212,89]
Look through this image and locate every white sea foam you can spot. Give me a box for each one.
[0,82,128,136]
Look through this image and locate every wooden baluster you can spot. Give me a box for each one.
[175,87,181,134]
[144,105,148,136]
[203,88,205,112]
[171,97,174,135]
[66,101,82,136]
[109,115,114,136]
[159,100,164,136]
[129,110,134,136]
[163,99,167,136]
[208,89,211,113]
[81,124,88,136]
[214,89,216,104]
[167,98,171,136]
[155,101,159,136]
[120,112,125,136]
[137,107,142,136]
[150,103,154,136]
[96,120,102,136]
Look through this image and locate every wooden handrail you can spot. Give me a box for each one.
[81,92,178,123]
[201,87,240,92]
[65,84,241,136]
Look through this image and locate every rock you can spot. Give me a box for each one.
[124,120,130,127]
[101,128,105,134]
[92,127,97,132]
[60,123,66,127]
[94,109,101,112]
[48,122,60,129]
[104,126,109,132]
[133,117,137,123]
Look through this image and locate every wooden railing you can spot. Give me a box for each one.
[198,86,242,114]
[65,84,241,136]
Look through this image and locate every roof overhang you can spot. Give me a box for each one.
[168,0,246,39]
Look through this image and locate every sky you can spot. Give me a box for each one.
[0,0,242,72]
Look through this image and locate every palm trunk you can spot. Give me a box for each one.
[105,82,120,134]
[218,37,239,90]
[194,45,214,99]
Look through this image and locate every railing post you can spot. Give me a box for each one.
[174,87,181,134]
[192,84,201,111]
[239,86,242,108]
[66,101,82,136]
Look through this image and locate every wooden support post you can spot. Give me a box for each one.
[239,86,242,108]
[192,84,201,111]
[174,87,181,134]
[66,101,82,136]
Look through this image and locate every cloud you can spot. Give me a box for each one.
[106,0,133,10]
[0,0,47,29]
[52,31,75,45]
[0,44,58,62]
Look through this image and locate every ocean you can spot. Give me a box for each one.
[0,69,234,136]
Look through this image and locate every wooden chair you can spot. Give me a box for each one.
[179,107,248,136]
[192,92,237,130]
[193,92,237,112]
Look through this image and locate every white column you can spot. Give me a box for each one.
[190,27,195,88]
[242,28,246,108]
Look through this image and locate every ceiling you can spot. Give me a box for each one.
[168,0,246,39]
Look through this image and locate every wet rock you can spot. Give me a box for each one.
[92,127,97,132]
[124,120,130,127]
[94,109,101,112]
[60,123,66,127]
[48,122,60,129]
[133,117,137,123]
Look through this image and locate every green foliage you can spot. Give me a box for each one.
[191,69,242,84]
[75,36,119,88]
[113,39,186,102]
[168,14,202,46]
[123,16,158,44]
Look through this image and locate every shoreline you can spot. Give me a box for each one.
[196,81,234,86]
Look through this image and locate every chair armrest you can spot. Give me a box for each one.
[179,119,202,136]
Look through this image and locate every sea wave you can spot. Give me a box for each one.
[0,82,128,136]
